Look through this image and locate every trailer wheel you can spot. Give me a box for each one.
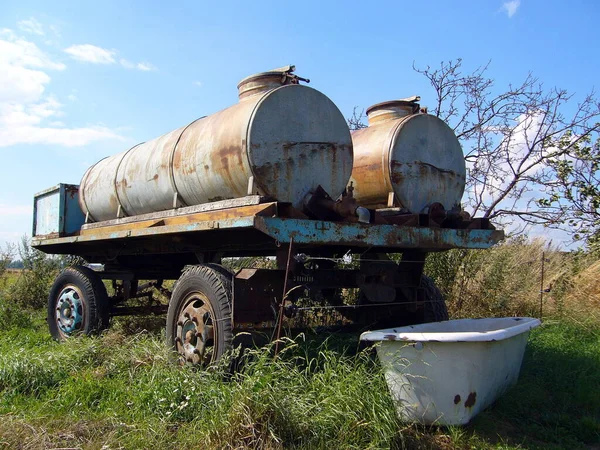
[167,265,233,367]
[48,265,109,341]
[421,275,449,322]
[357,275,448,328]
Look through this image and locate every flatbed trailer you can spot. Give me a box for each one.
[33,187,503,365]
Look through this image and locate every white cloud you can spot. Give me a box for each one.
[0,123,123,147]
[64,44,116,64]
[63,43,155,71]
[0,30,65,104]
[136,62,156,71]
[120,58,134,69]
[0,29,125,148]
[502,0,521,18]
[193,80,203,87]
[17,17,44,36]
[0,29,65,71]
[120,58,156,71]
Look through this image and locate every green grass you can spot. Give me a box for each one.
[0,304,598,449]
[460,321,600,449]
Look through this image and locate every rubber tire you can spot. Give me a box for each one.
[166,265,233,366]
[421,275,449,322]
[356,275,448,328]
[47,265,110,341]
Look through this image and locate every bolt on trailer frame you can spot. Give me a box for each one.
[33,184,503,365]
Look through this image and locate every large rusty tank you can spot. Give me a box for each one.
[79,66,353,222]
[350,97,466,213]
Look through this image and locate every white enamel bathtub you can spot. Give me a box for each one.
[360,317,541,425]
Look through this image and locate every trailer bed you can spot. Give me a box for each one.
[33,198,504,260]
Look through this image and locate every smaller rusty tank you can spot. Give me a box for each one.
[350,97,466,213]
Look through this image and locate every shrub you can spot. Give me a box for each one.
[0,244,14,289]
[7,236,61,309]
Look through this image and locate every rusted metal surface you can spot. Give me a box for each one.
[174,290,217,366]
[464,391,477,408]
[79,67,353,222]
[82,195,265,230]
[237,65,308,99]
[79,203,277,236]
[33,184,86,238]
[233,268,285,324]
[365,98,420,124]
[274,238,294,356]
[254,217,504,250]
[32,205,504,259]
[350,99,466,213]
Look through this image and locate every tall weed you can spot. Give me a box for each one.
[425,237,598,321]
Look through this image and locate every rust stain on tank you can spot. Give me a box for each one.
[454,394,461,405]
[210,144,243,190]
[390,160,406,184]
[464,392,477,408]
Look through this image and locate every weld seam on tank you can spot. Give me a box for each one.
[113,142,144,218]
[168,117,206,209]
[79,166,95,222]
[384,118,408,204]
[243,88,274,197]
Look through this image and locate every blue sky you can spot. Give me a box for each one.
[1,0,598,249]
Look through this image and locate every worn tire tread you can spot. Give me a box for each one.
[47,265,109,340]
[167,265,233,365]
[421,275,449,322]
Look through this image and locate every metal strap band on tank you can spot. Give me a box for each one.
[168,116,206,208]
[113,142,144,218]
[385,116,412,208]
[79,156,109,223]
[244,94,270,195]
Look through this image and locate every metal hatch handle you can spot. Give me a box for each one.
[271,65,310,85]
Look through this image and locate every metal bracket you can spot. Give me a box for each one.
[387,192,396,208]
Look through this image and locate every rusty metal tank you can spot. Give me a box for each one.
[350,98,466,213]
[79,66,353,222]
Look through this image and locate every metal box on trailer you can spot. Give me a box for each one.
[33,184,86,238]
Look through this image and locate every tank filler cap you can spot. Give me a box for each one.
[366,96,421,125]
[237,65,310,100]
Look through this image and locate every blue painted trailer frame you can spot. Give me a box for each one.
[33,213,503,255]
[253,217,503,250]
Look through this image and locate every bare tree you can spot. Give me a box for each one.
[362,60,600,244]
[347,107,368,131]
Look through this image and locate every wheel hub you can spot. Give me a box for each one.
[55,286,84,335]
[175,296,215,365]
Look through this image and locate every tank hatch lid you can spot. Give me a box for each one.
[237,65,310,100]
[366,96,421,125]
